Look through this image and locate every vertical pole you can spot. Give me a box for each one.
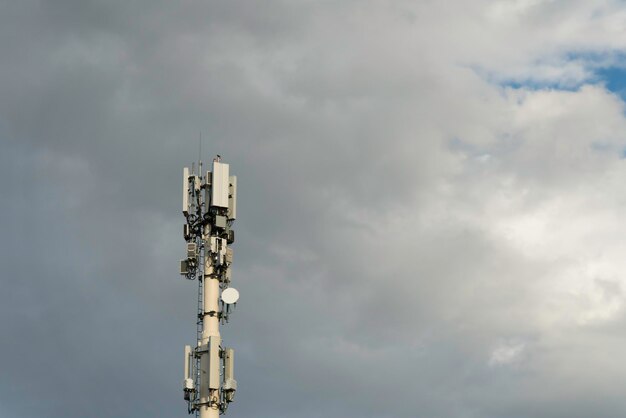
[182,158,237,416]
[199,226,220,418]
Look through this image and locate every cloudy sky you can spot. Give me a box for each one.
[4,1,626,417]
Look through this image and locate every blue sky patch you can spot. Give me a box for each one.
[595,66,626,101]
[471,51,626,101]
[499,79,580,91]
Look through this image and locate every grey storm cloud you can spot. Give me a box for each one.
[4,1,626,417]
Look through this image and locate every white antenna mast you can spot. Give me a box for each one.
[180,154,239,417]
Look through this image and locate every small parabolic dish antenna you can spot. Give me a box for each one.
[221,288,239,304]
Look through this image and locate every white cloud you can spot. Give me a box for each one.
[489,340,527,367]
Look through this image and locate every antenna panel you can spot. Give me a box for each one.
[183,347,194,393]
[184,345,194,386]
[228,176,237,220]
[223,347,236,402]
[209,336,221,389]
[224,348,234,380]
[179,260,189,275]
[182,167,189,215]
[211,161,229,208]
[224,348,235,388]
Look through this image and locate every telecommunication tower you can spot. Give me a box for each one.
[180,156,239,417]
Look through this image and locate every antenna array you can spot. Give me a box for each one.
[180,156,238,417]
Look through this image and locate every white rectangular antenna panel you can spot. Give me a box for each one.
[228,175,237,220]
[209,336,221,389]
[211,161,229,208]
[182,167,189,215]
[183,345,194,390]
[224,348,234,381]
[184,345,192,380]
[205,171,212,211]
